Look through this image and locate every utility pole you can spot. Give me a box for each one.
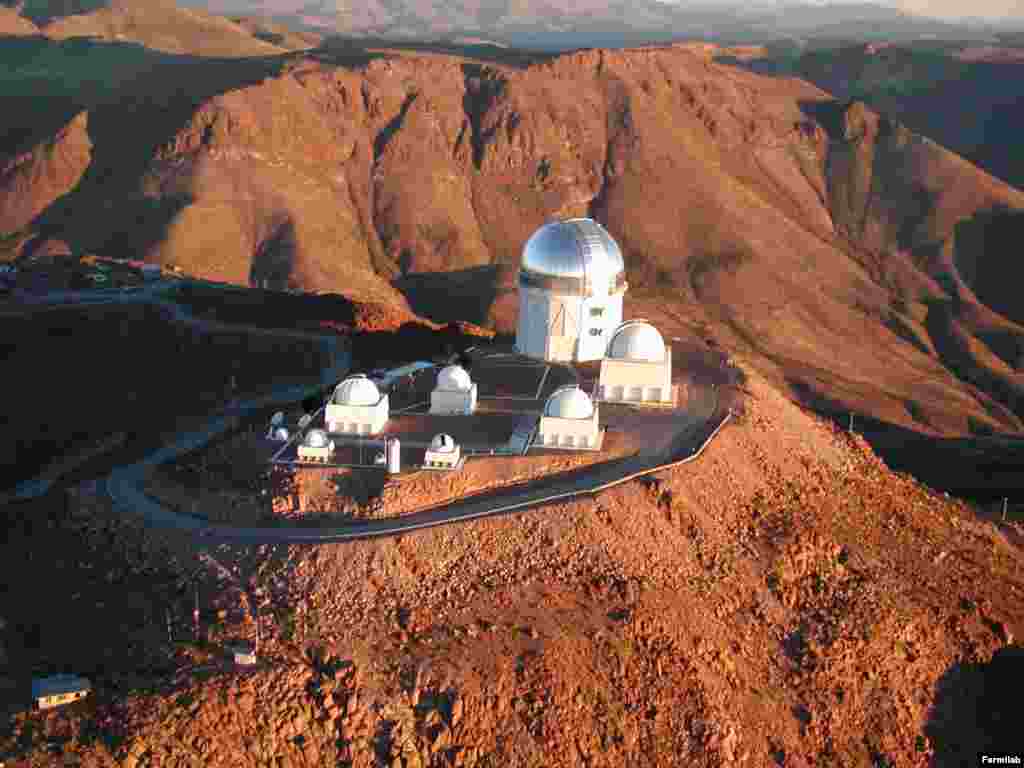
[1002,497,1008,523]
[254,598,261,655]
[849,412,854,433]
[166,608,173,645]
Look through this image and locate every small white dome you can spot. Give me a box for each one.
[272,426,290,441]
[544,386,595,420]
[436,364,472,392]
[429,433,456,453]
[607,321,666,363]
[334,374,381,406]
[305,429,329,448]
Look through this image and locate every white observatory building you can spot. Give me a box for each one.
[535,385,602,450]
[423,433,462,470]
[326,374,389,435]
[598,320,675,405]
[430,364,478,415]
[516,218,628,362]
[297,428,334,462]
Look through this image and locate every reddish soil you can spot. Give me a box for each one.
[4,360,1020,768]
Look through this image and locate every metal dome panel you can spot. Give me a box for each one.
[436,365,472,392]
[305,429,330,448]
[520,218,626,296]
[607,321,666,363]
[544,386,595,420]
[429,433,456,452]
[334,374,381,406]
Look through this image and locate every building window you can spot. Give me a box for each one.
[613,386,624,401]
[563,434,575,447]
[590,306,604,317]
[648,387,662,402]
[579,435,589,448]
[630,386,643,401]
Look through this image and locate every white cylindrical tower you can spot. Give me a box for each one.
[515,218,628,362]
[387,437,401,474]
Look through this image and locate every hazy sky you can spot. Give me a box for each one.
[674,0,1024,21]
[894,0,1024,20]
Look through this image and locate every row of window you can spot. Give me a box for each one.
[537,432,592,448]
[424,459,457,468]
[598,385,664,402]
[329,422,375,435]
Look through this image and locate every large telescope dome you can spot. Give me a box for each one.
[520,218,626,296]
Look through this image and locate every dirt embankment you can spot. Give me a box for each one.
[9,360,1019,767]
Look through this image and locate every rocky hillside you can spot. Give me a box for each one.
[0,4,38,33]
[3,360,1021,767]
[3,35,1023,440]
[14,0,291,56]
[770,44,1024,193]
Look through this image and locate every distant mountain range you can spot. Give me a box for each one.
[174,0,1007,49]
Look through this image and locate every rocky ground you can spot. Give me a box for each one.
[1,358,1021,767]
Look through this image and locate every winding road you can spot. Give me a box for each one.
[7,281,735,544]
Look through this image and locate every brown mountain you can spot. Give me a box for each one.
[0,4,39,33]
[227,14,322,50]
[20,0,291,56]
[3,35,1024,443]
[763,44,1024,193]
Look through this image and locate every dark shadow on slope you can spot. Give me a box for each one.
[317,36,557,70]
[0,301,345,492]
[952,206,1024,328]
[349,321,482,370]
[925,646,1024,767]
[784,375,1024,505]
[461,62,508,170]
[797,98,848,143]
[923,300,1024,421]
[373,90,418,161]
[0,36,315,253]
[249,216,298,292]
[392,265,499,327]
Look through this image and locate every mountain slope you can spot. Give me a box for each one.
[22,0,291,56]
[3,36,1024,441]
[0,4,40,34]
[747,44,1024,192]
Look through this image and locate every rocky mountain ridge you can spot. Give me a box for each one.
[2,36,1024,440]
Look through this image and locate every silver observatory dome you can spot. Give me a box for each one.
[520,218,627,296]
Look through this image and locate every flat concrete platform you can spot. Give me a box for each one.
[378,412,523,449]
[598,401,703,458]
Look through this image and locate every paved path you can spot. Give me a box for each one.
[8,283,735,544]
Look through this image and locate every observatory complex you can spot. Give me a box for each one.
[271,217,685,477]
